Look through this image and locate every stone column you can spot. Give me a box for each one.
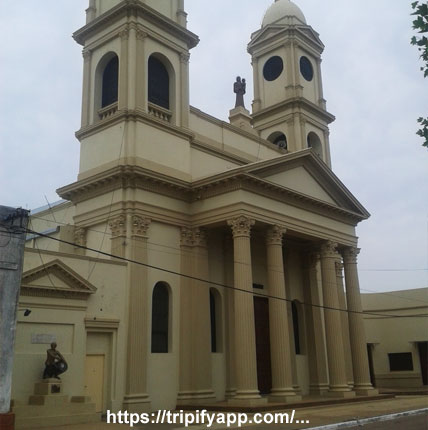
[227,216,266,405]
[118,27,129,110]
[81,49,92,127]
[343,247,378,396]
[177,228,215,404]
[136,29,148,111]
[319,241,354,397]
[266,226,301,402]
[223,235,236,399]
[109,215,127,258]
[251,57,261,113]
[122,215,151,413]
[335,260,354,388]
[303,252,329,395]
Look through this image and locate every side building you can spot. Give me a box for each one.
[362,288,428,389]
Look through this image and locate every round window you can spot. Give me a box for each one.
[300,56,314,81]
[263,56,284,81]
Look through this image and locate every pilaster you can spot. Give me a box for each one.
[81,49,92,127]
[180,52,190,128]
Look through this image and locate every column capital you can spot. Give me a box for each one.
[109,215,127,238]
[131,216,151,238]
[320,240,338,258]
[180,52,190,64]
[119,27,130,40]
[306,251,320,269]
[180,227,207,247]
[82,49,92,61]
[227,216,255,238]
[335,261,344,278]
[266,225,287,246]
[342,247,360,264]
[136,29,148,40]
[74,227,87,248]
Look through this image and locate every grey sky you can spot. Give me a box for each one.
[0,1,427,292]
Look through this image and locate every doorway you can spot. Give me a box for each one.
[418,342,428,385]
[253,296,272,394]
[367,344,376,387]
[84,354,105,413]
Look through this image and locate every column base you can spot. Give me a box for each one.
[122,393,151,414]
[225,389,237,399]
[176,390,216,405]
[309,384,330,396]
[268,394,302,403]
[0,412,15,430]
[325,390,356,399]
[228,397,268,407]
[355,388,379,396]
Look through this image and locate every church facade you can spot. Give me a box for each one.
[13,0,377,419]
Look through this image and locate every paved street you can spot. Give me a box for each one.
[343,413,428,429]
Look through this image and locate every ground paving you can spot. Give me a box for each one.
[24,396,428,430]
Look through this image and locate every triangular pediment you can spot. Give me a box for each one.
[21,260,97,300]
[244,150,369,217]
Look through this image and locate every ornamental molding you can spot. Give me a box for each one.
[109,215,127,238]
[227,216,255,238]
[320,240,338,258]
[180,52,190,64]
[74,227,87,248]
[342,247,360,264]
[266,225,287,246]
[131,216,151,238]
[180,227,207,247]
[335,261,344,277]
[82,49,92,60]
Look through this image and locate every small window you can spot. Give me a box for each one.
[101,56,119,108]
[300,56,314,82]
[151,282,170,353]
[148,56,170,109]
[292,301,301,355]
[388,352,413,371]
[210,288,222,353]
[267,131,287,150]
[307,132,322,157]
[263,56,284,82]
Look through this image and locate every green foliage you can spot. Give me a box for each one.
[411,1,428,148]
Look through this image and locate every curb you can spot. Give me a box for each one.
[304,408,428,430]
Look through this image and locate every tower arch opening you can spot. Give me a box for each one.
[151,281,172,353]
[307,132,323,158]
[95,52,119,111]
[148,54,174,110]
[267,131,288,150]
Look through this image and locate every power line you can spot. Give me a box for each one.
[23,226,428,320]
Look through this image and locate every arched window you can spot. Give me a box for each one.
[292,301,301,355]
[151,282,170,353]
[101,55,119,108]
[267,131,288,150]
[148,55,170,109]
[210,288,222,353]
[307,132,323,158]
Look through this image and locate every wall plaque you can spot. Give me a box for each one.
[31,334,56,344]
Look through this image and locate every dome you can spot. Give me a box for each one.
[262,0,306,27]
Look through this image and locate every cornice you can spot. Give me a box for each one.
[75,109,195,141]
[73,0,199,49]
[251,97,336,125]
[85,317,120,329]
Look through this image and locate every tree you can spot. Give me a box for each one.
[411,1,428,149]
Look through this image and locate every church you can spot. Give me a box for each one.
[13,0,378,425]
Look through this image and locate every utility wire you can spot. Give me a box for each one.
[23,226,428,320]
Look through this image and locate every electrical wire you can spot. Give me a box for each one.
[24,226,428,320]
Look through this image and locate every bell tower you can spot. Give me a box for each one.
[248,0,335,166]
[73,0,199,179]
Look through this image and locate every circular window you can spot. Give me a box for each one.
[300,56,314,81]
[263,56,284,81]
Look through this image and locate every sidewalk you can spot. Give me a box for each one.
[24,396,428,430]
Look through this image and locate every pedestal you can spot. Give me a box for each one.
[0,412,15,430]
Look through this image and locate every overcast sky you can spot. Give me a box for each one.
[0,1,427,293]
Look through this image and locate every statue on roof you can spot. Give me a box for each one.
[234,76,246,109]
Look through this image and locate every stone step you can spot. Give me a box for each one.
[29,394,69,406]
[15,412,101,429]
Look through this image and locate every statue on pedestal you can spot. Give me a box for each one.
[43,342,68,380]
[234,76,246,109]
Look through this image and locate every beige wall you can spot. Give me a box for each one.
[362,288,428,388]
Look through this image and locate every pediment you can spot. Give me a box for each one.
[21,260,97,300]
[245,150,369,217]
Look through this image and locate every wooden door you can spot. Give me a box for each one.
[84,355,105,413]
[418,342,428,386]
[254,296,272,395]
